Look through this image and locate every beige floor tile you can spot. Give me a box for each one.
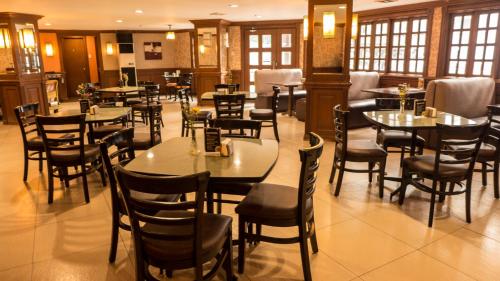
[465,209,500,242]
[358,206,465,248]
[0,264,32,281]
[421,228,500,281]
[0,223,35,271]
[33,214,112,262]
[242,243,356,281]
[316,219,414,275]
[32,243,133,281]
[361,251,474,281]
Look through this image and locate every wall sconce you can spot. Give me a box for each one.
[106,42,114,55]
[166,25,175,40]
[303,16,308,40]
[45,43,54,57]
[18,28,35,49]
[199,44,205,54]
[224,32,229,48]
[0,28,11,48]
[351,14,359,39]
[323,12,336,39]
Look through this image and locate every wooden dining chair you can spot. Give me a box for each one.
[249,86,280,141]
[131,84,161,126]
[115,166,235,281]
[36,114,106,204]
[329,104,388,198]
[399,121,489,227]
[213,94,245,119]
[130,104,163,150]
[214,83,240,94]
[235,132,324,281]
[99,128,182,263]
[15,103,44,181]
[179,89,212,137]
[374,98,425,166]
[209,118,262,139]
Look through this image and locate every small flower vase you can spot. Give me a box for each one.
[190,127,200,155]
[400,98,406,113]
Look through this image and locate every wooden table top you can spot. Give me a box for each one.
[361,87,426,96]
[56,107,131,123]
[363,110,476,130]
[201,91,257,100]
[125,137,279,182]
[96,86,144,93]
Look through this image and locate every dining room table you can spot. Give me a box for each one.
[266,82,303,116]
[363,109,477,200]
[124,136,279,212]
[200,91,257,101]
[95,86,145,104]
[56,107,131,143]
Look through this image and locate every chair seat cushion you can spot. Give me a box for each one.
[133,133,161,150]
[336,140,387,160]
[126,100,143,106]
[142,212,231,264]
[378,130,426,148]
[27,133,74,150]
[449,143,496,161]
[50,144,101,164]
[403,154,468,178]
[195,111,212,121]
[249,109,273,120]
[92,124,124,139]
[235,183,312,222]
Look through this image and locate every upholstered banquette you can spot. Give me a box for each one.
[254,69,306,112]
[347,71,380,129]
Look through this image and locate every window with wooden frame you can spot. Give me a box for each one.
[358,23,372,70]
[373,22,388,71]
[472,12,499,76]
[447,14,473,75]
[409,18,427,73]
[350,38,356,70]
[390,20,408,73]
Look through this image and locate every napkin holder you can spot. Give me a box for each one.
[423,107,437,118]
[89,105,99,115]
[220,139,233,157]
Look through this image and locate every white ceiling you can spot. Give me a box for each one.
[3,0,436,31]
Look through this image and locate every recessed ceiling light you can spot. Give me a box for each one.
[135,9,143,14]
[44,23,52,26]
[116,19,123,23]
[228,4,238,8]
[255,14,262,18]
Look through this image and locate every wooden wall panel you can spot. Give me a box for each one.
[0,84,22,124]
[136,68,193,94]
[379,75,419,88]
[100,70,120,88]
[194,71,222,102]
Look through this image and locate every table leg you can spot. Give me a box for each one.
[390,129,418,201]
[287,86,294,116]
[87,123,95,144]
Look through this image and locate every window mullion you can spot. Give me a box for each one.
[466,12,480,76]
[404,18,413,74]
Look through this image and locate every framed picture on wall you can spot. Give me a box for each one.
[144,42,162,60]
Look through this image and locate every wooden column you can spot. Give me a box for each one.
[0,12,49,124]
[304,0,353,139]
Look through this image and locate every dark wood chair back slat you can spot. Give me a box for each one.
[14,103,40,143]
[36,114,86,155]
[147,104,163,147]
[213,94,246,119]
[333,104,348,148]
[215,83,240,94]
[298,132,324,216]
[209,118,262,139]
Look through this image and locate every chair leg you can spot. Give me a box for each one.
[482,162,488,187]
[38,152,43,172]
[368,162,374,183]
[494,161,499,199]
[48,165,54,204]
[334,159,345,197]
[272,118,280,142]
[309,217,319,253]
[238,218,246,274]
[465,180,472,223]
[438,181,447,203]
[378,160,386,198]
[428,181,438,227]
[399,146,405,167]
[82,164,90,204]
[224,227,234,281]
[62,167,70,188]
[98,159,107,187]
[181,121,185,137]
[299,222,313,281]
[398,165,410,205]
[23,150,29,181]
[328,156,337,184]
[108,206,119,263]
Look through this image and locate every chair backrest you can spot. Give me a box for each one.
[178,73,193,86]
[141,84,160,104]
[333,104,349,150]
[375,98,415,110]
[147,104,163,147]
[36,114,86,164]
[435,122,489,180]
[14,103,40,148]
[297,132,324,220]
[115,165,210,270]
[215,83,240,94]
[485,105,500,148]
[209,118,262,139]
[270,86,280,114]
[213,94,246,119]
[99,128,136,219]
[79,99,92,113]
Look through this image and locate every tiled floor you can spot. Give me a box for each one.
[1,100,499,280]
